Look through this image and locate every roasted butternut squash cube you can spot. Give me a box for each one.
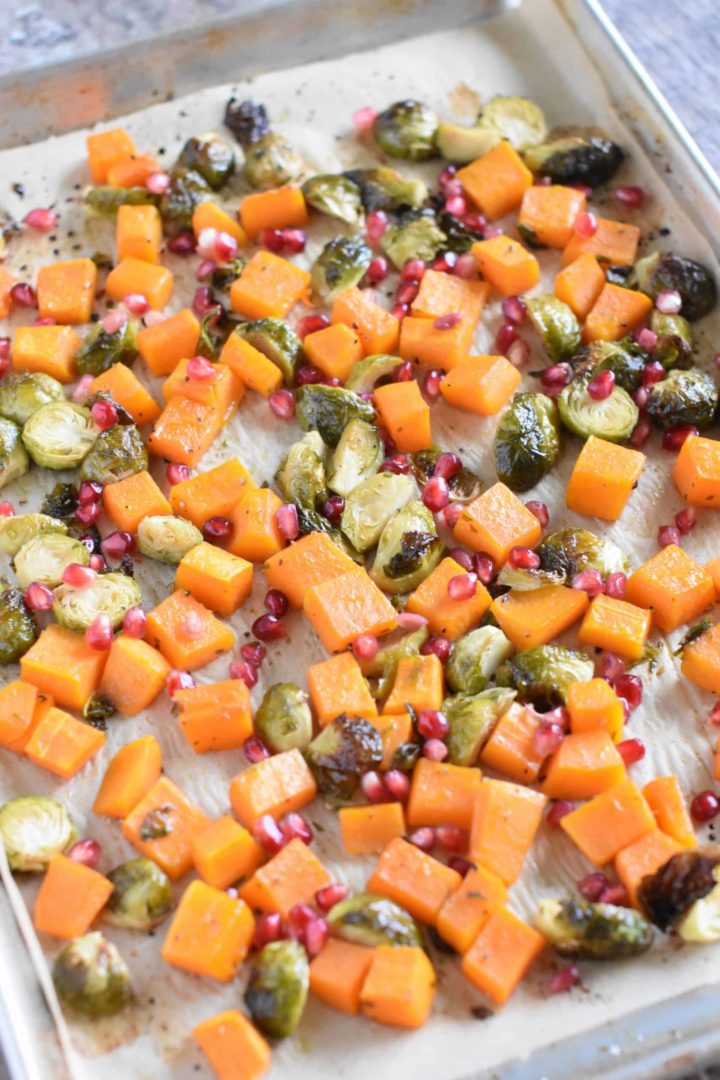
[0,680,40,753]
[176,542,253,616]
[518,184,586,249]
[307,651,377,726]
[479,702,546,784]
[560,777,655,866]
[681,620,720,694]
[339,802,406,855]
[615,829,684,908]
[230,748,317,826]
[192,815,265,893]
[102,469,171,534]
[193,1010,270,1080]
[405,556,491,640]
[436,864,507,954]
[440,354,521,415]
[20,624,108,712]
[12,325,80,383]
[105,257,173,309]
[98,635,169,716]
[491,585,589,649]
[309,939,375,1015]
[367,837,461,924]
[366,713,414,771]
[228,487,285,563]
[398,316,474,370]
[471,235,540,296]
[469,779,546,885]
[169,458,255,528]
[626,544,715,633]
[122,776,209,879]
[331,286,399,355]
[566,435,646,521]
[411,271,489,325]
[578,594,651,661]
[192,200,249,246]
[562,216,640,267]
[457,142,533,221]
[35,855,113,939]
[555,252,607,321]
[219,332,284,396]
[374,380,432,453]
[162,880,254,981]
[384,654,444,715]
[162,357,244,411]
[145,590,234,671]
[541,730,626,800]
[303,570,397,653]
[567,678,624,742]
[582,284,653,343]
[136,308,200,376]
[454,482,542,565]
[239,837,330,916]
[37,258,97,324]
[89,362,161,425]
[147,395,229,467]
[263,531,360,609]
[230,250,310,320]
[238,186,308,239]
[116,203,162,264]
[673,434,720,507]
[24,705,105,779]
[302,323,364,383]
[175,680,254,754]
[461,908,544,1004]
[642,776,697,848]
[359,946,436,1029]
[86,127,136,183]
[406,758,483,829]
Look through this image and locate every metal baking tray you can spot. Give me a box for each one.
[1,1,720,1077]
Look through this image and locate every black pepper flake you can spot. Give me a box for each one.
[11,183,24,197]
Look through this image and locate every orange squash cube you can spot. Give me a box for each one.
[457,142,533,220]
[228,487,285,563]
[366,713,414,770]
[102,469,171,534]
[193,1010,270,1080]
[169,458,255,528]
[176,542,253,617]
[230,250,310,320]
[174,680,254,754]
[454,482,542,565]
[0,680,40,753]
[162,880,254,981]
[0,266,15,318]
[374,380,432,453]
[384,653,444,715]
[461,908,544,1005]
[146,590,234,671]
[359,946,436,1029]
[106,154,159,188]
[578,594,651,661]
[24,705,105,779]
[122,776,209,879]
[230,749,317,827]
[302,322,364,382]
[560,777,655,866]
[541,730,626,800]
[239,838,330,916]
[37,258,97,324]
[491,585,589,650]
[193,817,264,891]
[93,735,162,819]
[35,855,113,939]
[136,308,200,376]
[88,362,161,425]
[615,829,684,909]
[562,216,640,267]
[263,531,359,609]
[162,357,243,411]
[367,837,461,924]
[331,287,399,355]
[310,939,375,1015]
[147,396,229,468]
[406,556,491,640]
[469,780,546,885]
[643,776,697,848]
[238,185,308,239]
[471,235,540,296]
[567,678,624,742]
[479,702,547,784]
[406,758,483,829]
[105,257,173,309]
[555,252,607,321]
[303,570,397,653]
[307,651,377,726]
[436,863,507,954]
[582,284,653,343]
[98,635,169,716]
[398,315,474,370]
[21,623,107,712]
[673,434,720,507]
[411,271,489,325]
[518,184,586,249]
[706,557,720,597]
[218,332,285,396]
[116,204,162,263]
[626,544,715,633]
[86,127,136,183]
[339,802,406,855]
[681,620,720,694]
[566,435,646,521]
[440,354,521,415]
[12,325,80,383]
[192,200,249,247]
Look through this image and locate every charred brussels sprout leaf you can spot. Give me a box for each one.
[83,695,115,730]
[495,565,565,591]
[0,587,36,662]
[638,849,720,932]
[523,126,624,186]
[558,375,638,442]
[75,319,137,377]
[496,645,594,707]
[537,527,629,581]
[370,500,442,594]
[444,688,516,766]
[232,320,302,386]
[311,235,373,302]
[85,186,159,215]
[41,483,79,524]
[569,338,646,392]
[0,796,76,872]
[53,572,141,632]
[436,122,502,164]
[0,372,65,426]
[381,209,446,269]
[357,625,429,700]
[14,534,89,591]
[224,98,270,146]
[344,354,401,395]
[296,384,375,448]
[243,131,303,190]
[276,431,327,510]
[411,450,482,504]
[245,940,309,1038]
[176,133,234,190]
[304,714,383,799]
[327,419,383,498]
[255,683,313,753]
[446,626,515,695]
[160,168,212,235]
[0,512,67,557]
[527,296,581,362]
[535,898,653,959]
[344,166,428,212]
[341,471,414,553]
[80,423,148,485]
[327,892,423,948]
[0,418,29,490]
[105,858,173,930]
[22,403,97,470]
[477,96,547,150]
[391,741,422,772]
[53,932,131,1016]
[646,369,718,430]
[650,311,693,352]
[630,252,717,322]
[494,392,560,492]
[373,100,439,162]
[294,505,363,563]
[438,211,486,254]
[302,175,364,226]
[137,515,202,564]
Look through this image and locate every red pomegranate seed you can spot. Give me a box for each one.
[474,553,495,585]
[598,883,631,907]
[604,572,627,599]
[393,360,414,383]
[423,476,450,512]
[252,912,284,950]
[495,323,518,354]
[89,553,107,572]
[251,614,286,642]
[384,769,411,802]
[119,606,145,639]
[258,227,284,253]
[548,964,581,994]
[540,364,569,389]
[287,903,315,940]
[121,292,149,316]
[691,790,720,823]
[507,338,530,368]
[196,226,220,260]
[62,563,96,588]
[445,194,467,216]
[0,501,14,517]
[352,106,377,131]
[438,502,463,529]
[243,736,270,764]
[187,355,216,381]
[658,524,681,548]
[432,252,457,273]
[545,705,570,731]
[192,287,215,316]
[614,673,642,710]
[304,915,329,958]
[227,657,254,686]
[381,453,411,475]
[421,636,451,663]
[78,480,103,505]
[241,642,266,668]
[675,508,696,534]
[447,572,477,601]
[282,228,306,254]
[101,530,134,561]
[424,369,442,399]
[574,211,597,237]
[66,839,102,869]
[166,669,196,695]
[366,256,389,285]
[453,253,478,279]
[0,337,9,359]
[321,494,345,526]
[434,312,462,331]
[462,212,486,232]
[630,416,652,448]
[23,207,58,232]
[280,812,313,845]
[90,399,118,430]
[215,231,239,262]
[501,296,526,325]
[201,516,232,543]
[167,231,196,256]
[435,826,466,852]
[525,500,549,528]
[269,388,296,420]
[254,814,286,853]
[587,370,615,400]
[578,871,609,901]
[448,547,474,572]
[642,360,665,385]
[76,501,102,527]
[352,633,379,661]
[397,612,428,632]
[533,721,565,758]
[546,800,574,827]
[655,289,682,314]
[295,314,329,340]
[24,581,53,611]
[85,613,113,651]
[408,827,436,852]
[633,386,650,409]
[613,185,645,208]
[264,589,289,619]
[366,210,388,245]
[571,568,603,596]
[165,464,189,487]
[10,283,37,308]
[448,856,474,877]
[145,170,171,195]
[635,327,658,352]
[507,546,540,571]
[296,365,325,386]
[422,738,448,762]
[439,165,458,189]
[617,737,645,766]
[401,258,426,283]
[417,709,449,740]
[392,302,409,321]
[663,424,698,451]
[599,653,624,684]
[709,702,720,726]
[397,281,419,307]
[361,771,387,804]
[276,503,300,541]
[315,883,350,913]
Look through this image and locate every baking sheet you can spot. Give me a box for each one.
[2,0,720,1076]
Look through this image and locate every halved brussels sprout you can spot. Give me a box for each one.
[527,296,581,362]
[0,418,29,490]
[0,587,36,661]
[411,449,482,504]
[79,423,148,485]
[438,211,486,254]
[22,403,97,470]
[104,858,173,930]
[535,898,653,959]
[494,393,560,492]
[327,892,423,948]
[373,100,439,161]
[357,625,429,700]
[304,714,383,799]
[446,626,514,695]
[391,741,422,772]
[53,571,141,631]
[0,796,76,872]
[523,126,624,186]
[295,505,363,563]
[370,501,442,594]
[444,687,516,766]
[160,168,212,235]
[649,323,694,373]
[344,354,401,395]
[224,97,269,146]
[477,96,547,150]
[327,419,383,498]
[137,515,203,564]
[245,940,308,1039]
[537,527,630,581]
[558,375,638,442]
[0,372,65,426]
[646,369,718,430]
[341,471,414,552]
[496,645,594,707]
[569,338,646,392]
[436,122,502,164]
[296,384,376,448]
[302,175,363,226]
[311,235,373,303]
[381,209,446,269]
[14,534,90,591]
[255,683,313,753]
[232,320,302,386]
[243,131,303,190]
[344,167,428,212]
[629,252,717,322]
[276,431,327,510]
[675,863,720,943]
[496,565,565,592]
[53,932,131,1016]
[75,319,137,377]
[0,512,67,557]
[85,186,159,215]
[176,133,235,190]
[637,849,720,933]
[650,311,693,351]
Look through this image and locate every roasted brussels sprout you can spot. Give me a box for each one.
[496,645,594,707]
[373,100,439,161]
[495,565,565,591]
[276,431,327,510]
[478,95,547,150]
[411,449,482,504]
[255,683,313,753]
[444,687,516,766]
[224,97,269,146]
[569,338,646,392]
[243,131,303,190]
[438,211,486,255]
[13,533,90,591]
[0,796,76,872]
[232,320,302,386]
[344,354,402,395]
[75,318,137,377]
[137,515,202,564]
[0,418,29,490]
[646,369,718,430]
[436,122,501,164]
[41,483,78,523]
[649,319,694,373]
[344,166,428,212]
[53,932,131,1017]
[538,527,629,581]
[650,311,693,351]
[83,694,116,729]
[79,422,148,485]
[341,471,414,552]
[311,235,373,302]
[446,626,514,695]
[391,741,422,772]
[558,375,638,442]
[638,850,720,934]
[0,372,65,426]
[526,296,581,362]
[494,393,560,492]
[294,505,363,563]
[22,403,97,470]
[535,898,653,959]
[0,512,67,557]
[160,168,212,235]
[104,858,173,930]
[296,384,376,447]
[523,126,624,186]
[0,587,36,662]
[357,625,429,700]
[53,571,141,631]
[85,185,159,215]
[245,940,308,1039]
[370,501,442,594]
[327,419,383,498]
[630,252,717,322]
[302,174,363,226]
[381,209,446,269]
[176,133,234,190]
[327,892,423,948]
[304,714,383,799]
[660,857,720,942]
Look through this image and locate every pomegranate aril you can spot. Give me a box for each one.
[642,360,665,385]
[501,296,526,325]
[0,501,14,517]
[439,165,458,189]
[525,500,549,528]
[200,516,231,543]
[548,963,580,994]
[691,790,720,823]
[252,912,284,950]
[447,572,477,601]
[78,480,103,505]
[474,553,495,585]
[613,185,645,208]
[10,283,37,308]
[655,288,682,314]
[423,476,450,512]
[101,530,134,561]
[448,856,474,877]
[658,524,681,548]
[587,370,615,400]
[578,872,610,901]
[251,614,286,642]
[392,302,409,321]
[265,589,289,618]
[192,286,215,316]
[453,253,478,279]
[422,738,448,762]
[604,572,627,599]
[617,737,645,766]
[635,327,658,352]
[417,709,449,740]
[401,258,426,282]
[282,228,306,253]
[187,355,216,381]
[546,800,574,827]
[432,251,457,273]
[435,826,466,852]
[215,231,239,262]
[396,281,419,308]
[434,312,462,331]
[675,508,696,534]
[296,365,324,386]
[287,903,315,939]
[421,636,451,663]
[86,613,113,651]
[304,915,329,958]
[230,658,258,687]
[574,211,597,237]
[243,736,270,764]
[614,673,642,711]
[66,839,102,869]
[24,581,54,611]
[352,633,379,662]
[241,642,266,668]
[439,502,463,529]
[166,669,195,695]
[709,702,720,726]
[397,612,428,632]
[424,369,442,399]
[24,207,58,232]
[91,399,119,430]
[254,814,286,854]
[280,812,313,845]
[268,389,296,423]
[381,453,410,475]
[533,721,565,758]
[633,386,650,410]
[145,171,171,195]
[571,568,604,596]
[663,424,698,451]
[393,360,413,383]
[448,546,474,572]
[165,463,190,487]
[361,771,387,804]
[321,494,344,526]
[508,546,540,571]
[630,415,652,448]
[366,256,389,285]
[89,554,107,572]
[315,883,350,913]
[495,323,518,354]
[598,883,631,907]
[384,769,411,802]
[296,314,329,339]
[75,500,101,527]
[462,212,486,232]
[119,605,145,639]
[276,503,300,540]
[445,195,467,217]
[366,210,388,245]
[62,563,96,588]
[259,227,284,252]
[352,105,377,131]
[167,231,196,255]
[408,827,436,852]
[540,364,569,390]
